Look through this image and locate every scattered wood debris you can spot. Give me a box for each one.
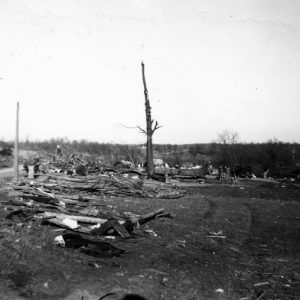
[2,155,179,257]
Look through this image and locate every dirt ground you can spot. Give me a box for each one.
[0,179,299,299]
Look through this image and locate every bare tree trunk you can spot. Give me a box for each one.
[13,102,19,183]
[141,62,154,176]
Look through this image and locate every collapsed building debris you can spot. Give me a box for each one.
[2,153,178,258]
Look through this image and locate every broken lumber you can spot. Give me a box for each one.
[135,208,164,225]
[44,217,92,234]
[40,212,116,225]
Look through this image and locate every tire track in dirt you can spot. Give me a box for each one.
[203,199,218,219]
[241,201,300,255]
[200,197,252,248]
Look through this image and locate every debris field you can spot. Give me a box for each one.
[0,155,299,299]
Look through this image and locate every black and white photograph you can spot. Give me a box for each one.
[0,1,299,299]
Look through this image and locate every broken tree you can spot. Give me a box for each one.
[138,62,161,177]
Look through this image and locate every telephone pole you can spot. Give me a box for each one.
[13,102,19,183]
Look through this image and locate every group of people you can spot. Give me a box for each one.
[218,165,231,180]
[207,162,232,180]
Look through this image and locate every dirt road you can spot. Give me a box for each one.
[0,166,24,180]
[0,167,14,179]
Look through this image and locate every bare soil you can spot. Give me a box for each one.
[0,179,299,299]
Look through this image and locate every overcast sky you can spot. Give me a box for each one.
[0,0,299,144]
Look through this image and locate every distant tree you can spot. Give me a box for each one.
[215,130,239,167]
[112,144,142,165]
[0,142,12,156]
[256,138,297,177]
[217,129,239,145]
[188,144,198,157]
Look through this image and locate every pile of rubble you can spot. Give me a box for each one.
[22,153,184,198]
[1,153,179,257]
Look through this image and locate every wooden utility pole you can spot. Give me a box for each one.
[140,62,161,176]
[13,102,19,183]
